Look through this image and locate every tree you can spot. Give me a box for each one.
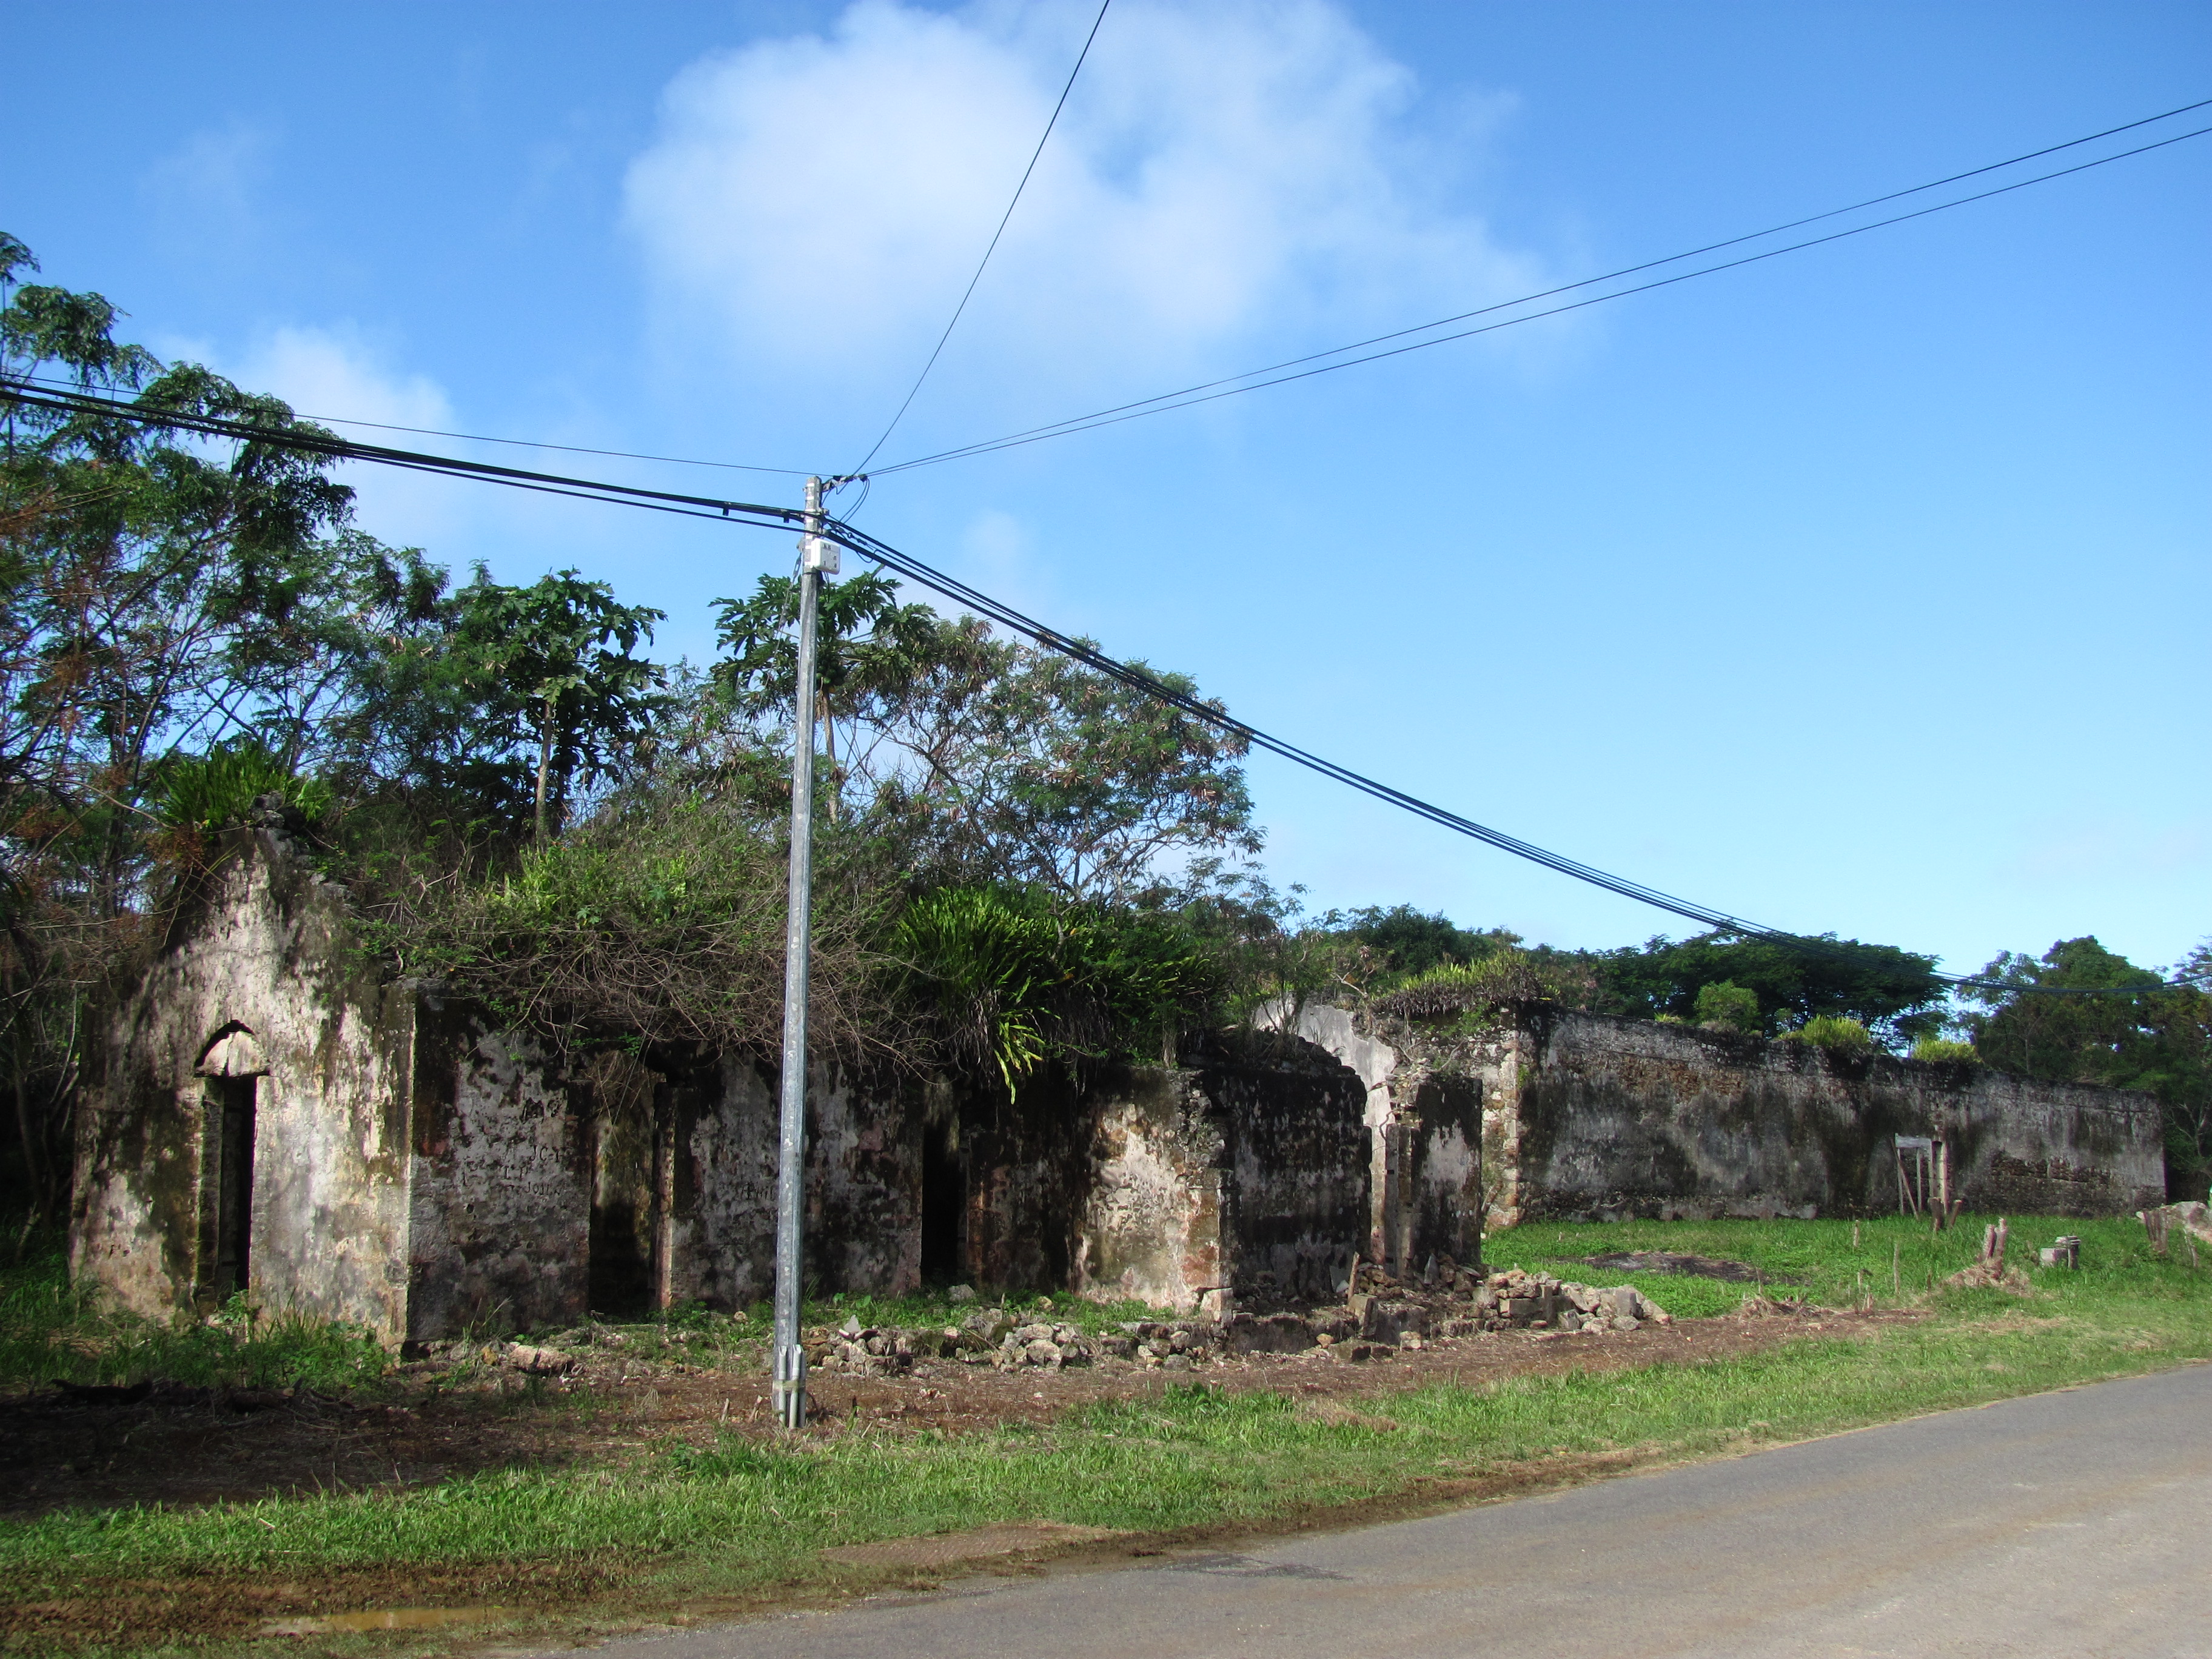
[712,575,1261,903]
[1958,937,2162,1081]
[1333,904,1520,979]
[1,237,373,1215]
[1959,936,2212,1199]
[1597,930,1946,1046]
[713,570,962,822]
[450,568,668,842]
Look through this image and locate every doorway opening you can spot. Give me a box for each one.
[920,1119,964,1285]
[588,1104,658,1319]
[207,1075,256,1301]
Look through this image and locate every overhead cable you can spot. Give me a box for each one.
[848,0,1113,477]
[18,99,2196,491]
[0,375,2156,997]
[0,369,812,477]
[868,107,2212,475]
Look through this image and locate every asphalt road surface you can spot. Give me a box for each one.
[560,1364,2212,1659]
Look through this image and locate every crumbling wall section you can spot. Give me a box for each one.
[1504,1011,2163,1221]
[959,1067,1095,1295]
[1265,1002,1494,1269]
[404,1003,586,1339]
[1197,1034,1369,1303]
[73,827,417,1340]
[1074,1068,1224,1311]
[806,1059,922,1297]
[659,1053,774,1313]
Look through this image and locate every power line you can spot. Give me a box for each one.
[18,97,2196,493]
[0,378,807,532]
[0,369,814,477]
[869,104,2212,477]
[848,0,1113,477]
[0,375,2160,997]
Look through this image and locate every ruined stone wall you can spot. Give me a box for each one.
[403,1004,589,1339]
[73,829,418,1340]
[1073,1068,1223,1310]
[1264,1001,1496,1269]
[655,1053,769,1313]
[1196,1036,1370,1302]
[628,1054,924,1315]
[1507,1011,2163,1221]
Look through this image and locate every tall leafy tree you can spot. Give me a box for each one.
[1,236,370,1213]
[713,570,965,821]
[450,568,668,842]
[1335,904,1521,979]
[1960,936,2212,1198]
[712,574,1259,902]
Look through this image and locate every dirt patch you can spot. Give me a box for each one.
[821,1521,1122,1569]
[1,1304,1898,1521]
[0,1380,598,1521]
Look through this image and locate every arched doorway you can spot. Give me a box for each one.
[195,1025,268,1304]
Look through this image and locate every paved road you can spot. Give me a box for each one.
[561,1365,2212,1659]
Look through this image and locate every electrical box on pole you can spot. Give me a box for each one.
[770,475,828,1430]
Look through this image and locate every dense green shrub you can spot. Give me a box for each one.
[0,1230,389,1391]
[1373,948,1586,1021]
[1692,980,1762,1034]
[1911,1037,1980,1064]
[1791,1015,1874,1053]
[894,886,1218,1091]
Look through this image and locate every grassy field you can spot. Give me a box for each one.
[3,1213,2206,1655]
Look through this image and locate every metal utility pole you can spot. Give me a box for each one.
[771,475,837,1431]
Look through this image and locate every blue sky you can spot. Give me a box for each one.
[8,1,2208,977]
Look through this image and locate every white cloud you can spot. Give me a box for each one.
[623,0,1546,423]
[223,327,470,549]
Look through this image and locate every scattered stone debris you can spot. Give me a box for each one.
[791,1255,1679,1382]
[1943,1263,2034,1292]
[502,1343,577,1376]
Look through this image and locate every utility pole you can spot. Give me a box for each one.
[771,475,837,1430]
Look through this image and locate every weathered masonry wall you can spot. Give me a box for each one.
[1264,1001,1496,1273]
[404,1006,588,1340]
[74,826,419,1341]
[75,828,1384,1340]
[1198,1036,1371,1304]
[954,1039,1372,1315]
[1074,1068,1224,1310]
[1506,1011,2164,1222]
[1282,1001,2163,1230]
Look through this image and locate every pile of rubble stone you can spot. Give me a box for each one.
[803,1258,1671,1378]
[805,1309,1219,1376]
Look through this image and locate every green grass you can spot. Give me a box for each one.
[0,1234,389,1395]
[0,1238,1169,1398]
[4,1215,2206,1654]
[1503,1212,2147,1319]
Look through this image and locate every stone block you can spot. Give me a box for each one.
[1360,1299,1431,1342]
[1224,1312,1315,1355]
